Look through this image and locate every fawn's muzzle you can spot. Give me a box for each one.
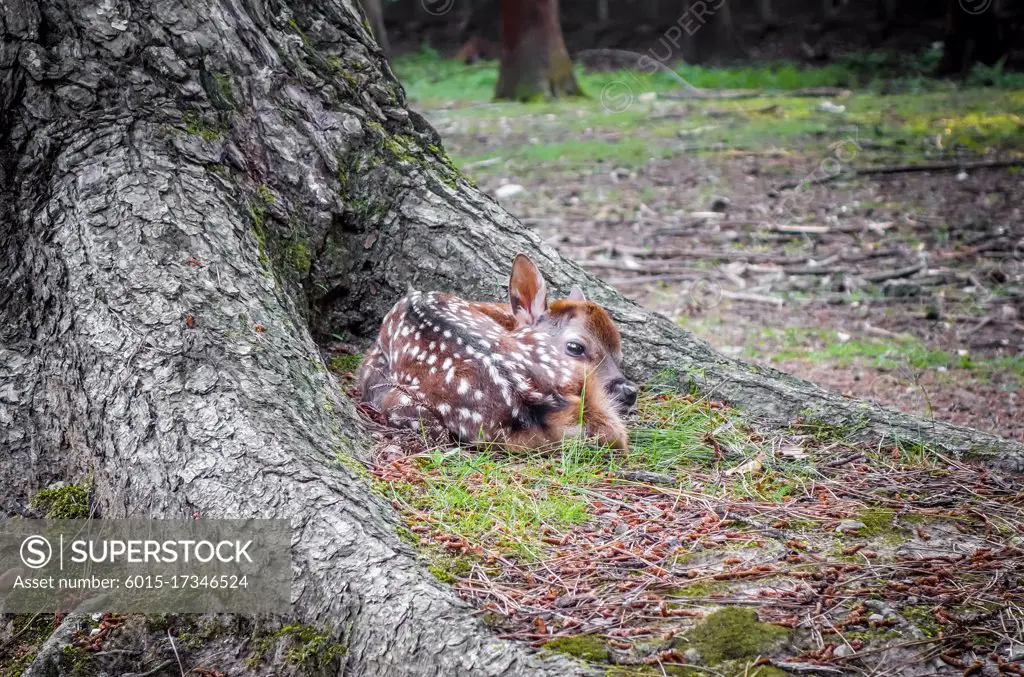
[609,379,638,414]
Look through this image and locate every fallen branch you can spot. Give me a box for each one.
[963,315,995,336]
[771,224,831,235]
[770,661,845,675]
[579,260,708,275]
[462,157,503,171]
[822,452,865,468]
[862,263,924,283]
[720,290,784,306]
[777,159,1023,191]
[858,159,1023,176]
[613,470,678,485]
[607,273,703,287]
[861,324,914,341]
[785,255,845,275]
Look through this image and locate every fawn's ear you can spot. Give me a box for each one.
[509,254,548,327]
[568,284,586,302]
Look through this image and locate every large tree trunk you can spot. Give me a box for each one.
[0,0,585,675]
[2,0,1023,673]
[494,0,583,100]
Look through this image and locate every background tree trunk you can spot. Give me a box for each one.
[938,0,1008,75]
[683,0,744,64]
[2,0,1023,672]
[757,0,776,28]
[360,0,391,56]
[495,0,584,100]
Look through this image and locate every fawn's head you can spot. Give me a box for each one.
[508,254,637,414]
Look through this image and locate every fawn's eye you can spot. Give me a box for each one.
[565,341,585,357]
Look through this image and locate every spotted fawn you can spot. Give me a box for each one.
[357,255,637,450]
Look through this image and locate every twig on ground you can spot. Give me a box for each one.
[862,263,924,283]
[608,274,705,287]
[770,661,845,674]
[168,629,185,676]
[777,159,1023,191]
[720,291,784,306]
[858,159,1023,176]
[771,224,831,235]
[123,661,176,677]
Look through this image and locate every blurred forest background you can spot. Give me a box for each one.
[373,0,1023,75]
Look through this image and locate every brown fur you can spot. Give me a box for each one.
[468,302,518,331]
[548,300,622,356]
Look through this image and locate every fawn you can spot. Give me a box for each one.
[356,255,637,450]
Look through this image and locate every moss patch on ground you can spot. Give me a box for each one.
[668,580,734,599]
[675,608,790,664]
[543,634,608,662]
[854,508,897,535]
[245,623,346,671]
[327,354,362,374]
[901,605,944,638]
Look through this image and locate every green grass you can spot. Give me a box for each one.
[762,327,1023,384]
[629,390,744,470]
[398,445,598,560]
[415,98,1024,176]
[374,357,1013,582]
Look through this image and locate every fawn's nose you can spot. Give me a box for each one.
[610,379,638,413]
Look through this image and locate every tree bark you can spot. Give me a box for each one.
[494,0,583,100]
[2,0,1023,673]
